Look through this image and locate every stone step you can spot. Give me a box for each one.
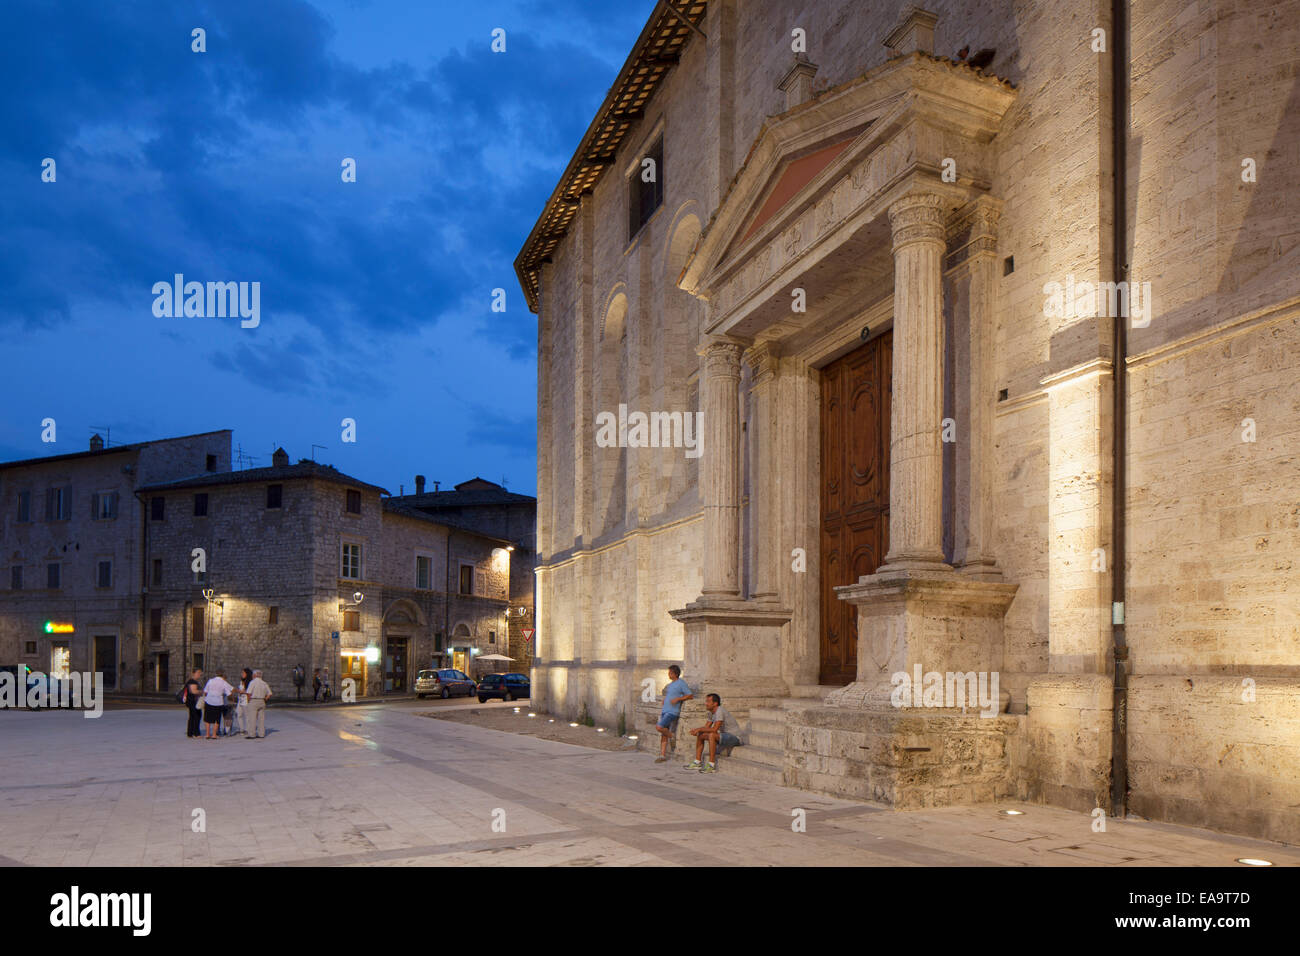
[721,753,784,786]
[748,718,786,739]
[729,743,785,769]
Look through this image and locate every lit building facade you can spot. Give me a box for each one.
[516,0,1300,842]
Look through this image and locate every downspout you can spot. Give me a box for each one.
[134,489,153,691]
[1109,0,1130,817]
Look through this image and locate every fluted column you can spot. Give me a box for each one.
[744,340,780,601]
[882,192,949,570]
[960,199,1001,576]
[700,337,744,597]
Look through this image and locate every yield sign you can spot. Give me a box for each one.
[522,628,535,643]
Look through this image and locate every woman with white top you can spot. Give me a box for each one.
[202,671,234,740]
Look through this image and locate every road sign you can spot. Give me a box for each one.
[331,631,340,642]
[522,628,535,643]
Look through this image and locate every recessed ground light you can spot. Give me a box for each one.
[597,728,605,732]
[527,712,536,717]
[1236,858,1272,866]
[569,722,579,727]
[548,719,555,723]
[513,707,520,713]
[1001,809,1025,816]
[628,735,638,740]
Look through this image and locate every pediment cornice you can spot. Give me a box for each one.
[682,52,1016,307]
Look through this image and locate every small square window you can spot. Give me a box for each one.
[47,563,61,589]
[206,454,218,472]
[266,484,283,509]
[23,641,36,655]
[489,630,496,645]
[346,489,361,514]
[150,496,165,521]
[193,653,204,671]
[343,609,360,631]
[268,606,279,625]
[194,493,208,517]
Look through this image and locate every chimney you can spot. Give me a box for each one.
[884,5,939,58]
[89,434,104,452]
[433,481,441,492]
[415,475,426,495]
[778,54,819,111]
[271,447,289,468]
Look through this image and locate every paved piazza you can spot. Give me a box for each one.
[1,702,1296,867]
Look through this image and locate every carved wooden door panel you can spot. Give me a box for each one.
[819,332,891,685]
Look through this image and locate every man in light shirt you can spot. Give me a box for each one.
[243,669,273,739]
[684,693,742,773]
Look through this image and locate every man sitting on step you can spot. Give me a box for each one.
[684,693,742,773]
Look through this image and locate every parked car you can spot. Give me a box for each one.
[0,664,54,709]
[477,672,530,703]
[414,668,476,699]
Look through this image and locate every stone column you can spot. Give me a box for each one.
[700,337,744,598]
[882,192,949,571]
[744,340,780,602]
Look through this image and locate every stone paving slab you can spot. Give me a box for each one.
[1,705,1297,867]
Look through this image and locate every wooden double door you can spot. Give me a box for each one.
[819,332,892,685]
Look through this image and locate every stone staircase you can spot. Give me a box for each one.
[722,703,788,784]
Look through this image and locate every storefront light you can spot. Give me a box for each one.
[43,621,75,634]
[364,646,380,663]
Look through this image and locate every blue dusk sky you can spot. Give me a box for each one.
[0,0,657,495]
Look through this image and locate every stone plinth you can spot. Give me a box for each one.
[668,600,791,699]
[785,705,1025,807]
[827,568,1018,710]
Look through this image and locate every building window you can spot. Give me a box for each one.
[193,653,204,671]
[46,486,72,521]
[10,566,22,590]
[268,606,279,625]
[92,491,118,520]
[23,641,36,655]
[628,134,664,240]
[150,496,165,521]
[266,484,283,509]
[193,493,208,517]
[343,610,360,631]
[152,559,163,586]
[47,563,61,589]
[435,631,444,652]
[341,543,362,580]
[17,490,30,523]
[191,605,205,643]
[489,630,496,645]
[416,555,431,589]
[150,607,162,642]
[459,564,473,595]
[346,489,361,514]
[192,566,206,585]
[97,560,112,589]
[206,454,218,472]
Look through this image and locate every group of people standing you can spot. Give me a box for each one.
[182,667,273,739]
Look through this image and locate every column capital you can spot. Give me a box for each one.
[743,340,781,384]
[698,335,746,378]
[946,195,1003,269]
[888,192,948,253]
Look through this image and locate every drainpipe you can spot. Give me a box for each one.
[1109,0,1130,817]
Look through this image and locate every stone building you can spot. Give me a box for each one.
[0,431,232,693]
[0,435,520,698]
[390,477,538,673]
[516,0,1300,843]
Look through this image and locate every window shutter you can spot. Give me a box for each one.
[91,493,100,520]
[110,492,119,518]
[45,489,54,521]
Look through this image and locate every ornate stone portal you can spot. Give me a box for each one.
[672,9,1022,807]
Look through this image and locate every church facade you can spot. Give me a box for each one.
[515,0,1300,843]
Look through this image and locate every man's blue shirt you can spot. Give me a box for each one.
[661,678,691,716]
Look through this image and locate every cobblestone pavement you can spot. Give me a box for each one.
[1,705,1296,867]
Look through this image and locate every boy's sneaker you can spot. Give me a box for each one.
[700,761,716,773]
[684,760,702,771]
